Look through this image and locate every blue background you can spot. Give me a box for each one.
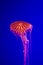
[0,0,43,65]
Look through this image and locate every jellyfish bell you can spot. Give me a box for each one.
[10,21,32,36]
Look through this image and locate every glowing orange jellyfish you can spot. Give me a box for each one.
[10,21,33,65]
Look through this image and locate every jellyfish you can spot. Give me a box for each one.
[10,21,33,65]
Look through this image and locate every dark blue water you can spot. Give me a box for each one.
[0,0,43,65]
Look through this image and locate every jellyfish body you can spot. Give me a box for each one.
[10,21,33,65]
